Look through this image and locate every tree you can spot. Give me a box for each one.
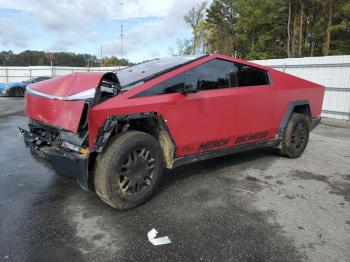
[180,0,350,59]
[184,1,208,54]
[0,50,133,67]
[205,0,238,56]
[102,56,133,66]
[287,1,292,57]
[169,39,193,56]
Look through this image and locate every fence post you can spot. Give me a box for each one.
[29,68,32,78]
[283,63,286,72]
[51,60,54,77]
[5,68,9,84]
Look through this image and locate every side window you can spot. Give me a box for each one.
[234,63,269,87]
[185,59,235,91]
[134,73,185,97]
[134,58,236,97]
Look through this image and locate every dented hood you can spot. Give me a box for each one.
[28,72,106,97]
[25,72,109,132]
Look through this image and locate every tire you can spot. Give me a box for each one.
[280,113,310,158]
[9,87,23,97]
[18,87,25,97]
[8,88,16,97]
[94,131,164,209]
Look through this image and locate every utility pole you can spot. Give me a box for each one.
[120,1,124,59]
[100,45,103,67]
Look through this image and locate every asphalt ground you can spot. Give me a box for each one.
[0,97,349,262]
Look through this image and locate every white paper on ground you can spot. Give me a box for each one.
[147,228,171,246]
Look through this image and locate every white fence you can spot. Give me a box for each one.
[0,66,125,84]
[1,56,349,120]
[253,55,350,120]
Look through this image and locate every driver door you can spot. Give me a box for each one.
[132,59,238,157]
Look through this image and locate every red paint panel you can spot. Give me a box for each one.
[25,94,85,132]
[28,72,106,97]
[235,85,276,140]
[268,69,325,130]
[88,54,324,156]
[89,88,239,155]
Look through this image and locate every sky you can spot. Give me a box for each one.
[0,0,207,63]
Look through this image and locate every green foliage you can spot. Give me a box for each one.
[102,56,133,67]
[182,0,350,59]
[183,1,209,54]
[0,50,132,67]
[168,38,193,56]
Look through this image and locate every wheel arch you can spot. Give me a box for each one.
[278,100,312,138]
[93,112,176,169]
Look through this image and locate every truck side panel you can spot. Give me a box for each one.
[269,69,324,134]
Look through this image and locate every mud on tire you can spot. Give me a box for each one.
[280,113,310,158]
[94,131,164,209]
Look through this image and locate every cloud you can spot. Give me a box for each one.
[49,34,79,52]
[0,17,29,47]
[0,0,210,60]
[102,0,206,60]
[87,31,99,42]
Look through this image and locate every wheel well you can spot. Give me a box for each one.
[293,104,311,117]
[125,117,175,168]
[94,115,176,169]
[278,102,312,138]
[292,104,312,126]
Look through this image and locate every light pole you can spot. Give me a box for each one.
[100,45,103,67]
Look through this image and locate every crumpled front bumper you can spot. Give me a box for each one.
[20,128,90,190]
[0,88,9,96]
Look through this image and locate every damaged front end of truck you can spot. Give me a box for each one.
[20,72,121,189]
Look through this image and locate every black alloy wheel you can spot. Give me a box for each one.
[118,147,156,196]
[94,131,164,209]
[280,112,310,158]
[290,121,308,151]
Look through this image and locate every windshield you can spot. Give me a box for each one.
[115,55,205,89]
[24,77,37,83]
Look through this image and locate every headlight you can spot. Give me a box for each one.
[64,88,96,100]
[1,87,9,94]
[26,86,96,101]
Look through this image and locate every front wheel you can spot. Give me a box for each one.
[94,131,164,209]
[8,88,16,97]
[280,113,310,158]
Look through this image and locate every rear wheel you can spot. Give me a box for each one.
[17,87,24,97]
[94,131,164,209]
[280,113,310,158]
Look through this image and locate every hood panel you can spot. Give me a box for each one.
[25,93,85,132]
[28,72,106,97]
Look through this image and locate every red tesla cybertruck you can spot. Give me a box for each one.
[20,54,324,209]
